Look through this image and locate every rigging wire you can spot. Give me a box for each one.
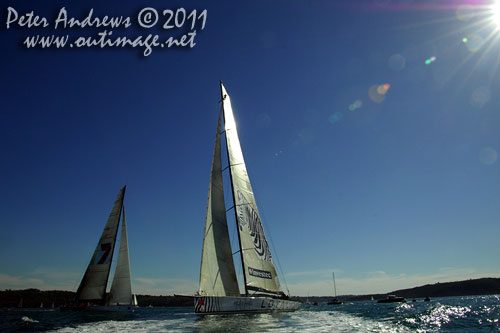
[252,181,292,296]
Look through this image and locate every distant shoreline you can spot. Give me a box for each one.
[296,277,500,303]
[1,277,499,308]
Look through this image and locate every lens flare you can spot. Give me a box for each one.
[456,5,474,21]
[369,84,389,103]
[348,100,363,111]
[376,84,391,94]
[425,56,436,65]
[463,34,484,53]
[328,112,344,124]
[388,54,406,71]
[298,128,316,144]
[479,147,497,165]
[470,86,491,109]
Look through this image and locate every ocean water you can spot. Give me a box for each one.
[1,295,499,332]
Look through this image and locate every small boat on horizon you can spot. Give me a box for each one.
[377,295,406,303]
[327,272,342,305]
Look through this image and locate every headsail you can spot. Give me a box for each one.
[199,110,240,296]
[108,206,134,305]
[76,186,125,302]
[221,82,281,295]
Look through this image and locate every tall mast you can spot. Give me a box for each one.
[333,272,337,297]
[221,81,248,295]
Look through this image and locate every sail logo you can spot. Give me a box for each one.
[236,191,272,262]
[248,267,272,279]
[93,242,112,265]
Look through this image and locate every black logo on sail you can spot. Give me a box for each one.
[248,267,272,279]
[236,191,272,262]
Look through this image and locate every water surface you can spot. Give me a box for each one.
[2,295,499,332]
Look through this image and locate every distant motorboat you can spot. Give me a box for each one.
[328,298,342,305]
[424,296,430,302]
[377,295,406,303]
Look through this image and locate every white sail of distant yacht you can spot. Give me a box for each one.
[64,186,137,312]
[195,82,300,313]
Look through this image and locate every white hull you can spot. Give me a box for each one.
[194,296,300,314]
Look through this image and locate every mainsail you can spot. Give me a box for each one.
[108,206,133,305]
[199,110,240,296]
[221,83,281,295]
[76,186,125,302]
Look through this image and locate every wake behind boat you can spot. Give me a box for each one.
[61,186,138,312]
[194,82,300,314]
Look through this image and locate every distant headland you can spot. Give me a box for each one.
[1,277,499,308]
[297,277,500,304]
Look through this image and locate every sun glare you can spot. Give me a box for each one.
[492,0,500,29]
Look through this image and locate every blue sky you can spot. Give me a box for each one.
[1,0,499,296]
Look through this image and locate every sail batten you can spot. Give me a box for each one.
[221,83,281,294]
[76,186,126,302]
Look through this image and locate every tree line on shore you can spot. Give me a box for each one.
[2,277,499,308]
[298,277,500,303]
[0,289,192,308]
